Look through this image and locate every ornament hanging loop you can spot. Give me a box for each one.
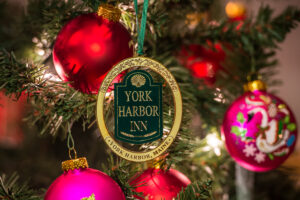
[134,0,149,55]
[68,147,78,160]
[67,124,77,160]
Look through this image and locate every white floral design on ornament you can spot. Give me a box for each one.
[243,144,256,157]
[255,151,266,163]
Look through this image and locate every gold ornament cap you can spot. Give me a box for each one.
[146,155,167,169]
[243,80,267,92]
[97,4,121,22]
[62,157,89,172]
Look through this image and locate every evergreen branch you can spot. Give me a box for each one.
[201,6,300,68]
[165,6,300,128]
[0,173,42,200]
[0,48,96,136]
[39,0,90,42]
[101,156,140,200]
[0,0,299,199]
[176,180,213,200]
[0,49,44,98]
[154,53,198,165]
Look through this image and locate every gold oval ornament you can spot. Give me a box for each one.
[96,57,182,162]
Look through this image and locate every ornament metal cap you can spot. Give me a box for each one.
[243,80,267,92]
[62,157,89,172]
[146,154,168,169]
[97,4,121,22]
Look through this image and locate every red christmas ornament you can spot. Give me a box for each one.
[190,59,218,78]
[53,5,133,94]
[190,59,218,85]
[177,43,224,85]
[178,43,225,68]
[0,92,26,148]
[130,168,191,200]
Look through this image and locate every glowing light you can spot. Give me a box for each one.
[206,133,222,156]
[105,91,113,98]
[214,88,226,103]
[204,166,213,175]
[214,148,221,156]
[225,2,246,19]
[32,37,38,43]
[202,146,211,151]
[37,49,45,56]
[207,133,222,148]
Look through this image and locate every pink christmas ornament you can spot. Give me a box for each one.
[222,80,297,172]
[45,157,125,200]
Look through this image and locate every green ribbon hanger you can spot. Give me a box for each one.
[134,0,149,56]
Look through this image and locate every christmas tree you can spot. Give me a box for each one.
[0,0,300,199]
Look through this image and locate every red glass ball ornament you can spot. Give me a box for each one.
[130,168,191,200]
[0,92,26,148]
[53,13,133,94]
[45,167,125,200]
[177,43,225,68]
[190,59,218,79]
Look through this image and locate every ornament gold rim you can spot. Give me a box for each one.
[96,57,182,162]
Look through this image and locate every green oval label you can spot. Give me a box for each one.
[114,70,163,144]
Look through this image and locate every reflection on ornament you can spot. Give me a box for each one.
[222,81,297,172]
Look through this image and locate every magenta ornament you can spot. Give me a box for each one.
[222,89,297,172]
[45,167,125,200]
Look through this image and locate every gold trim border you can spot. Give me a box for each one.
[96,57,182,162]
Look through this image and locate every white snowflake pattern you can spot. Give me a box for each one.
[243,144,256,157]
[255,151,266,163]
